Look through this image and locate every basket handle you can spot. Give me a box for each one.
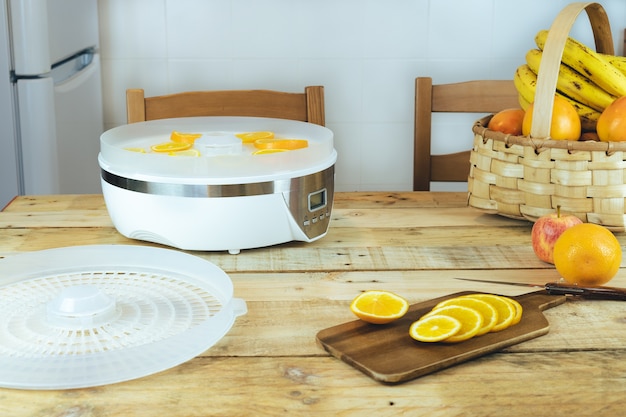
[531,2,614,139]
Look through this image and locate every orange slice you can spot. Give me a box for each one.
[421,305,484,343]
[150,142,192,153]
[409,315,462,343]
[124,147,146,153]
[349,290,409,324]
[503,297,523,325]
[253,138,308,150]
[461,294,516,332]
[433,297,498,336]
[235,131,275,143]
[252,149,289,155]
[168,148,201,157]
[170,131,202,144]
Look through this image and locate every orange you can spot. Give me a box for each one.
[460,294,516,332]
[254,139,308,150]
[235,131,275,143]
[409,315,462,343]
[349,290,409,324]
[433,297,498,336]
[421,305,483,343]
[170,131,202,144]
[553,223,622,285]
[488,108,525,135]
[522,95,581,140]
[150,142,192,153]
[597,96,626,142]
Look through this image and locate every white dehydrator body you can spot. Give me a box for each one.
[99,117,337,253]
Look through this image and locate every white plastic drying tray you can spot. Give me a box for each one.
[0,245,246,390]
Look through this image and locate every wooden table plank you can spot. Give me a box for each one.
[1,352,625,417]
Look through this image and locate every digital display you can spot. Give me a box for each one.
[308,189,327,211]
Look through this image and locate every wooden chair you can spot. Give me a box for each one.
[413,77,519,191]
[126,86,325,126]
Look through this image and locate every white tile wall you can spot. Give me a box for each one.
[97,0,626,192]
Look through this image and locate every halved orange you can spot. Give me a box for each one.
[150,142,192,153]
[409,315,462,343]
[349,290,409,324]
[236,131,275,143]
[253,138,308,150]
[170,130,202,144]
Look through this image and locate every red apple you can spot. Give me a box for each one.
[531,207,583,264]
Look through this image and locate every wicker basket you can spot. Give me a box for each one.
[468,2,626,231]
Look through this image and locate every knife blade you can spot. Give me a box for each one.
[455,277,626,301]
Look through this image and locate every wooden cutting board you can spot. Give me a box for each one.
[316,290,566,384]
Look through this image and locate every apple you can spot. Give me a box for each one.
[531,207,583,264]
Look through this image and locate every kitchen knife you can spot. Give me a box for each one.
[455,277,626,301]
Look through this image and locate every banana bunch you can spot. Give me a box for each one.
[514,29,626,133]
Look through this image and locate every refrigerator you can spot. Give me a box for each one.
[0,0,104,209]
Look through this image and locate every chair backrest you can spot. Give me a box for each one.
[413,77,519,191]
[126,86,325,126]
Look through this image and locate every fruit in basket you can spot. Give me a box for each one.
[596,96,626,142]
[487,108,525,135]
[535,30,626,98]
[350,290,409,324]
[513,30,626,134]
[514,64,599,133]
[522,95,581,140]
[531,206,583,264]
[525,48,616,112]
[553,223,622,286]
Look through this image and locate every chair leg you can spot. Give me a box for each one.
[126,89,147,124]
[414,78,433,191]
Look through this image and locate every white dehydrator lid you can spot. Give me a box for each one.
[99,116,337,184]
[0,245,247,390]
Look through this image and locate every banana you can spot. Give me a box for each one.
[513,64,537,106]
[535,29,626,97]
[513,64,600,132]
[601,53,626,77]
[518,94,531,111]
[525,48,616,112]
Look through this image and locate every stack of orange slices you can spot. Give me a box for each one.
[409,294,522,343]
[348,290,523,344]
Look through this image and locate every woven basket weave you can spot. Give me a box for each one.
[467,2,626,231]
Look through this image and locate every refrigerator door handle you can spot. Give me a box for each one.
[50,48,96,85]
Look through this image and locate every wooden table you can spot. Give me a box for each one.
[1,192,625,416]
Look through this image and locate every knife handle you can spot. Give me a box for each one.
[545,282,626,300]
